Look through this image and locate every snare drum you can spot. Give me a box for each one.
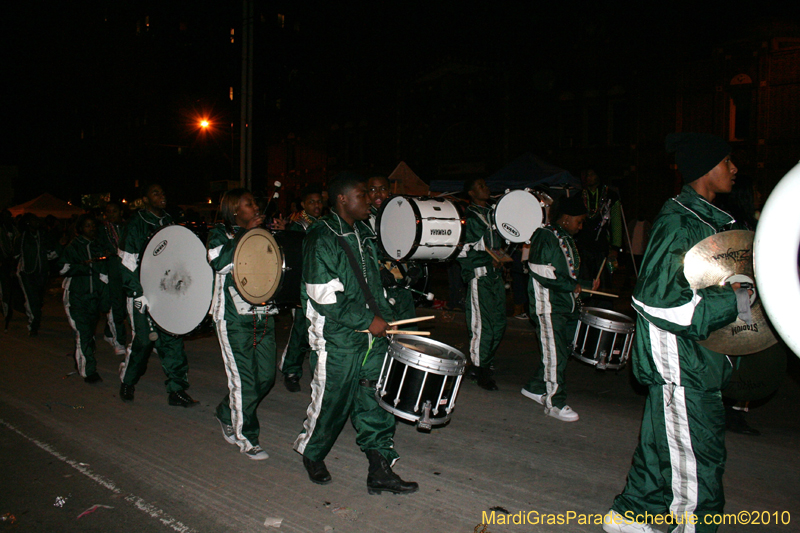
[492,189,549,243]
[377,196,464,261]
[376,335,467,430]
[140,225,214,336]
[571,307,635,370]
[232,228,303,306]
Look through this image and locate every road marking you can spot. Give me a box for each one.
[1,418,198,533]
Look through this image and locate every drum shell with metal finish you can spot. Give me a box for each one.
[377,196,465,262]
[139,225,214,336]
[376,335,466,429]
[571,307,635,370]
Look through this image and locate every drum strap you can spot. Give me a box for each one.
[336,235,383,319]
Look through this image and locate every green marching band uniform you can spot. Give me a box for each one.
[97,219,127,355]
[609,185,739,531]
[456,203,506,372]
[117,210,191,394]
[279,214,317,382]
[59,234,110,378]
[15,225,57,334]
[523,223,587,412]
[207,222,278,455]
[293,211,399,465]
[368,205,417,326]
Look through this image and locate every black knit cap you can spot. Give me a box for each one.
[557,193,588,217]
[665,133,731,182]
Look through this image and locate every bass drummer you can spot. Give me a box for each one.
[366,175,418,328]
[207,189,279,460]
[117,183,196,407]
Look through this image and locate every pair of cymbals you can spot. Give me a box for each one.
[683,230,777,355]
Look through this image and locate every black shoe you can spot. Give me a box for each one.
[476,367,498,391]
[120,383,135,402]
[284,374,301,393]
[84,372,102,384]
[726,407,760,436]
[168,390,198,407]
[366,450,419,495]
[464,365,478,381]
[303,456,332,485]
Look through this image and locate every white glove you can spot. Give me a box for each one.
[133,295,150,314]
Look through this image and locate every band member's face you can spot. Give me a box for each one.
[144,185,167,211]
[340,183,370,221]
[80,219,97,240]
[706,156,737,195]
[235,193,260,226]
[469,179,491,202]
[104,204,121,224]
[582,170,598,188]
[561,213,587,235]
[367,177,390,209]
[302,193,323,219]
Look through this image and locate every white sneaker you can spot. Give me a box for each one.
[216,417,236,445]
[602,510,656,533]
[520,388,544,405]
[546,405,579,422]
[245,445,269,460]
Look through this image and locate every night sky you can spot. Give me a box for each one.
[2,1,796,207]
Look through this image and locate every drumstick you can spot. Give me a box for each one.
[582,288,619,298]
[387,330,430,335]
[595,258,607,282]
[387,316,435,327]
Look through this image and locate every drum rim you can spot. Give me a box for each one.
[389,334,467,373]
[377,196,465,262]
[580,306,636,333]
[140,224,213,336]
[492,189,546,244]
[232,227,286,305]
[375,396,453,425]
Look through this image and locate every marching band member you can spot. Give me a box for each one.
[59,214,110,383]
[366,175,418,327]
[294,172,418,495]
[117,183,196,407]
[207,188,278,460]
[280,185,324,393]
[603,133,745,533]
[15,213,58,336]
[457,177,507,391]
[521,194,598,422]
[98,201,127,356]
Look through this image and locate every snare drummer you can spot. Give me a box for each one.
[457,177,507,391]
[280,185,324,393]
[294,172,418,495]
[521,194,599,422]
[366,175,418,327]
[117,183,196,407]
[207,189,277,460]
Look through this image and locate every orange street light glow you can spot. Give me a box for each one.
[200,120,210,128]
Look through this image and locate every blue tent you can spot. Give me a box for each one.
[429,152,579,193]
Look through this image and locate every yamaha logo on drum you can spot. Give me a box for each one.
[501,223,520,238]
[153,240,168,256]
[430,229,452,236]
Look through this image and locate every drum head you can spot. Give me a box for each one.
[580,307,636,334]
[140,225,213,336]
[234,228,284,304]
[493,190,544,243]
[378,197,419,261]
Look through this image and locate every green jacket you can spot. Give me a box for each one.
[15,230,57,275]
[457,204,503,282]
[302,212,395,354]
[118,210,172,298]
[631,185,739,391]
[528,224,584,316]
[206,223,277,320]
[288,212,318,233]
[58,236,109,295]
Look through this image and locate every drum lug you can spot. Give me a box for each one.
[596,350,608,370]
[417,400,433,431]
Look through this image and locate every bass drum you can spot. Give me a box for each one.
[232,228,303,307]
[492,189,549,243]
[140,225,214,336]
[377,196,464,261]
[723,342,787,403]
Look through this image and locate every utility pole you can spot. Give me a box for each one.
[239,0,254,189]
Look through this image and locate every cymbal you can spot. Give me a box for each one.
[684,230,777,355]
[684,230,754,289]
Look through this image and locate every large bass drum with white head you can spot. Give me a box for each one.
[377,196,464,261]
[140,225,214,336]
